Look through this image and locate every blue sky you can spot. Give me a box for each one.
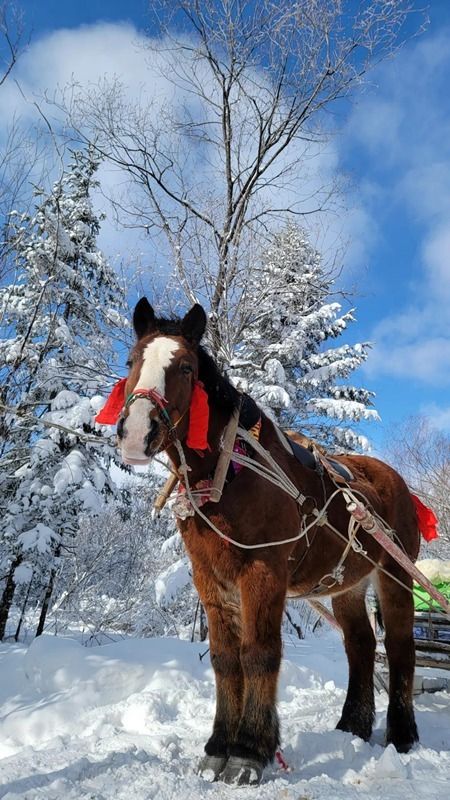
[4,1,450,449]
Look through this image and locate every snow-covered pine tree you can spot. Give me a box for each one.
[231,223,379,452]
[0,148,128,639]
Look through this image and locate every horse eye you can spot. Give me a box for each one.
[181,363,193,375]
[126,359,132,368]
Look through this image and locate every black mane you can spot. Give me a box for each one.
[197,346,240,415]
[154,316,240,415]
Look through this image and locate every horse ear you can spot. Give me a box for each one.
[181,304,207,344]
[133,297,156,339]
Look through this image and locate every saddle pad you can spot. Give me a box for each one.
[286,436,317,470]
[320,455,354,483]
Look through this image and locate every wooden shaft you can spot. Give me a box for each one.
[209,408,240,503]
[307,600,342,632]
[153,472,179,514]
[347,499,450,617]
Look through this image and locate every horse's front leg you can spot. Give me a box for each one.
[221,560,286,786]
[197,583,243,780]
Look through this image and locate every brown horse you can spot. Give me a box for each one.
[118,298,420,786]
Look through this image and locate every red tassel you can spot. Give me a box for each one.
[186,380,210,451]
[95,378,127,425]
[411,494,439,542]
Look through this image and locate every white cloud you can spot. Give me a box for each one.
[0,22,157,120]
[397,162,450,224]
[367,337,450,385]
[345,98,405,164]
[422,224,450,301]
[0,22,162,265]
[344,26,450,385]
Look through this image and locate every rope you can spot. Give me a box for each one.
[236,426,307,502]
[172,422,448,616]
[318,488,450,615]
[174,438,342,550]
[316,515,363,590]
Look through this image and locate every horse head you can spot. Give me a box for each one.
[117,297,207,465]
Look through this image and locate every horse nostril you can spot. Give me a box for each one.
[144,419,159,452]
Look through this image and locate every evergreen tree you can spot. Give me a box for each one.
[232,223,379,452]
[0,149,128,638]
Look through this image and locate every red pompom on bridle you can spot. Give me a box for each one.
[94,378,127,425]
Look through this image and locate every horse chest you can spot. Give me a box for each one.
[217,581,241,618]
[179,515,244,579]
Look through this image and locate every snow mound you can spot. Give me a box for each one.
[416,558,450,583]
[17,523,58,554]
[0,633,449,799]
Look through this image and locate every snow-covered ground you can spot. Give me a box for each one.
[0,631,449,799]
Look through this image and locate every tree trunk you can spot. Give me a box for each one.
[0,555,22,640]
[14,573,34,642]
[36,544,61,637]
[284,607,304,640]
[35,567,56,637]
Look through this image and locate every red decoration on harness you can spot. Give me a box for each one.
[186,380,210,451]
[275,749,289,771]
[411,494,439,542]
[95,378,127,424]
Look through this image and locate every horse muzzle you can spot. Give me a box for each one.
[118,412,163,465]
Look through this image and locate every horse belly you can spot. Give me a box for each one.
[287,548,376,600]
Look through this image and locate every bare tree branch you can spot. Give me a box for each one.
[385,416,450,557]
[55,0,425,358]
[0,1,25,87]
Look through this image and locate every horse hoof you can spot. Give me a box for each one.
[197,754,227,781]
[219,755,264,786]
[386,714,419,753]
[336,716,373,742]
[386,729,419,754]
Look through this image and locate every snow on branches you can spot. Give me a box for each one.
[0,148,128,638]
[231,223,379,452]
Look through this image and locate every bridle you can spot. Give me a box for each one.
[123,387,187,441]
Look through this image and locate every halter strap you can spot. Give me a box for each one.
[125,387,172,426]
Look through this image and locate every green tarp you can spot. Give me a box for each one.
[413,581,450,611]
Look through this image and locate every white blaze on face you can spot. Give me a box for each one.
[122,337,180,462]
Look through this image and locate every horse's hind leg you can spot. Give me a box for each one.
[376,565,418,752]
[332,580,376,741]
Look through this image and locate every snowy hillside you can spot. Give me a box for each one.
[1,632,449,799]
